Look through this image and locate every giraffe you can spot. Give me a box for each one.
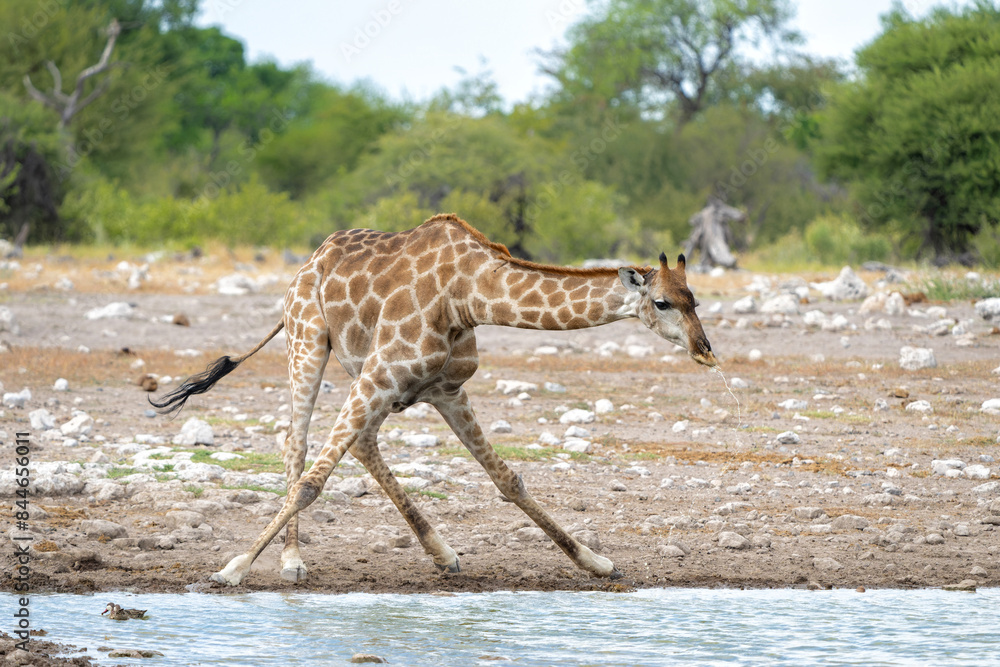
[151,213,718,586]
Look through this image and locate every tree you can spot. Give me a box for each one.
[546,0,800,126]
[816,2,1000,260]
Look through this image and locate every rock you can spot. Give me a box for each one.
[84,301,134,320]
[339,478,368,497]
[981,399,1000,414]
[831,514,868,531]
[172,312,191,326]
[78,519,127,539]
[209,452,243,462]
[496,380,537,395]
[716,501,752,516]
[793,507,826,520]
[671,420,688,433]
[400,434,439,447]
[543,381,566,393]
[973,482,1000,496]
[594,399,614,414]
[564,426,589,438]
[718,531,750,550]
[810,266,869,301]
[942,579,977,592]
[538,431,560,446]
[747,349,763,362]
[905,400,932,413]
[3,388,31,408]
[610,480,627,492]
[657,545,687,558]
[138,374,158,392]
[172,418,214,446]
[813,557,843,571]
[732,296,757,314]
[626,345,654,358]
[214,273,258,295]
[761,294,800,314]
[859,292,886,314]
[60,412,94,436]
[572,530,601,551]
[164,510,206,529]
[963,465,991,480]
[885,292,905,316]
[108,650,166,658]
[925,533,945,545]
[931,459,965,475]
[515,527,548,542]
[0,306,19,334]
[775,431,800,445]
[563,439,593,454]
[490,420,513,434]
[899,346,936,371]
[559,409,595,424]
[778,399,808,410]
[173,461,225,482]
[970,566,988,577]
[350,653,388,663]
[975,297,1000,321]
[53,378,69,391]
[29,408,56,431]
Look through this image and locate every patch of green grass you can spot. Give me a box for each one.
[107,467,140,479]
[912,274,1000,302]
[184,485,204,497]
[220,483,286,497]
[148,453,173,460]
[186,450,292,474]
[801,410,836,419]
[417,489,447,500]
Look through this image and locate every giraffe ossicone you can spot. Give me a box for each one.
[150,213,717,586]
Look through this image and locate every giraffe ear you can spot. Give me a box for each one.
[676,254,686,272]
[618,267,646,293]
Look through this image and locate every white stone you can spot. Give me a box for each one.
[490,420,513,434]
[718,531,750,550]
[338,478,368,497]
[671,420,688,433]
[544,382,567,393]
[564,425,589,438]
[533,346,559,356]
[964,465,991,480]
[931,459,966,475]
[214,273,258,296]
[0,306,19,335]
[400,434,439,448]
[747,349,762,362]
[972,481,1000,496]
[29,409,56,431]
[733,296,757,314]
[173,460,225,482]
[975,297,1000,321]
[810,266,869,301]
[53,378,69,391]
[899,346,936,371]
[402,403,432,419]
[596,341,621,357]
[172,418,214,446]
[822,314,850,332]
[776,431,800,445]
[3,388,30,409]
[60,412,94,436]
[981,399,1000,414]
[778,399,808,410]
[538,431,561,446]
[760,294,799,314]
[626,344,654,358]
[803,310,828,327]
[209,452,244,462]
[885,292,905,316]
[84,302,134,320]
[559,409,595,425]
[905,400,932,413]
[495,380,537,395]
[594,399,614,414]
[400,477,431,490]
[563,439,593,454]
[859,293,886,314]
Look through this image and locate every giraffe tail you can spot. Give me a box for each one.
[149,320,285,416]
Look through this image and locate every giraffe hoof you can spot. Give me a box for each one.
[280,564,308,583]
[210,553,252,586]
[435,557,461,574]
[609,568,624,580]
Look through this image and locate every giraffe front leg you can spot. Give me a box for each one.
[434,390,620,579]
[349,436,460,573]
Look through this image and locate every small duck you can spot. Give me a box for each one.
[101,602,147,620]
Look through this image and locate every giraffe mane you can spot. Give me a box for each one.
[425,213,650,277]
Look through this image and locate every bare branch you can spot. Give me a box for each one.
[22,74,55,109]
[71,19,120,105]
[45,61,69,103]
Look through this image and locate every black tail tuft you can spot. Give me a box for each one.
[148,355,242,416]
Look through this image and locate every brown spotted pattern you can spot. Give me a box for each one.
[210,214,714,586]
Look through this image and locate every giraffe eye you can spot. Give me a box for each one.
[654,300,670,311]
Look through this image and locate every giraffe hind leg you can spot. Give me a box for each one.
[433,389,620,578]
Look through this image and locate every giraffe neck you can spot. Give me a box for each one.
[465,262,639,330]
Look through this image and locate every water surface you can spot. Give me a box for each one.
[10,588,998,666]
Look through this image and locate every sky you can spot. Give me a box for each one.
[197,0,971,104]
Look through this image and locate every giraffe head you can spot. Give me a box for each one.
[619,253,718,367]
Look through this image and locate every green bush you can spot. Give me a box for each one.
[804,214,891,265]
